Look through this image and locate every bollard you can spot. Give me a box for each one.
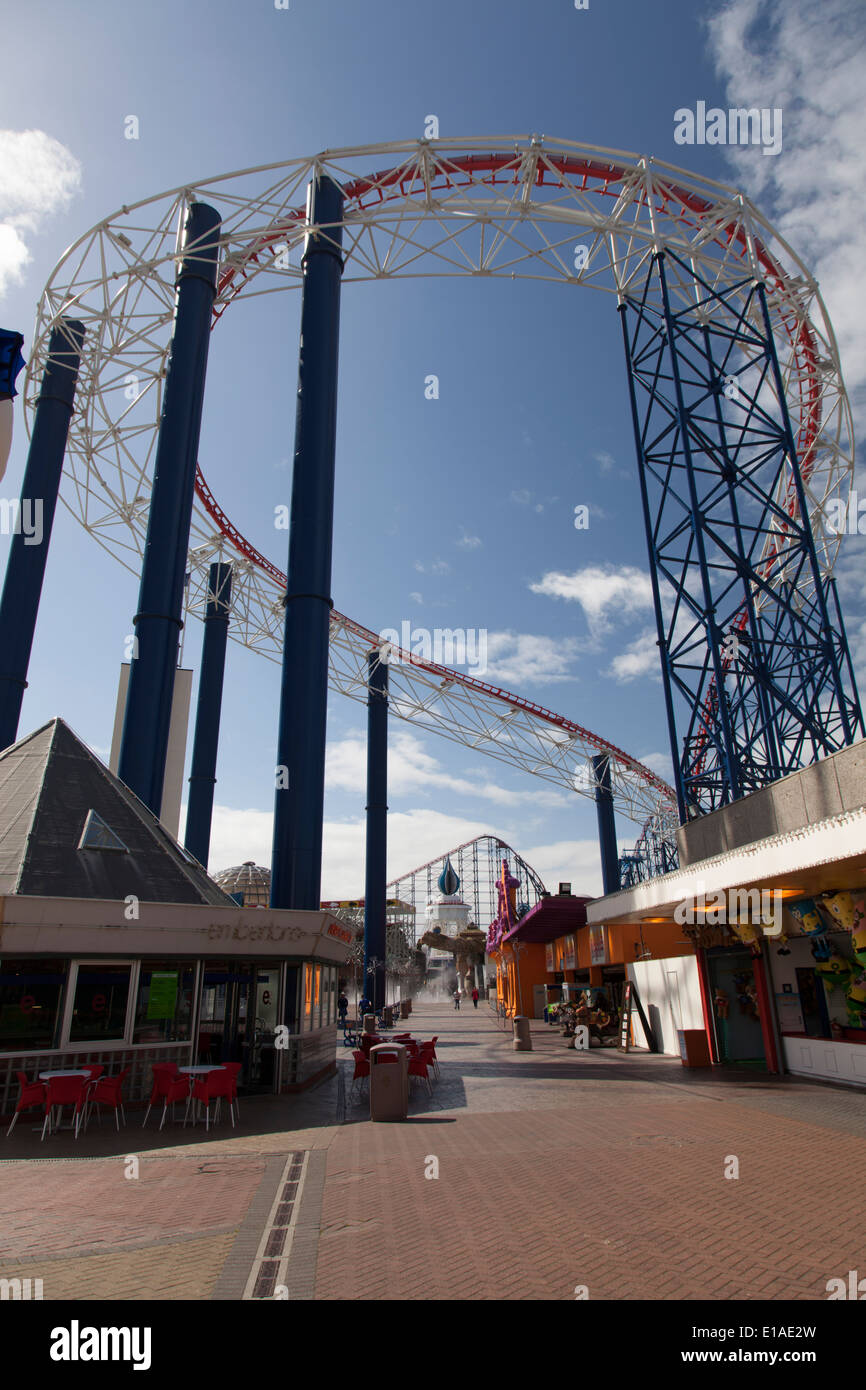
[512,1015,532,1051]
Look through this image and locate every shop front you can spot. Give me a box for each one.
[766,891,866,1087]
[489,894,592,1019]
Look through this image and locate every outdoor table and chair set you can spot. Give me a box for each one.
[5,1059,241,1140]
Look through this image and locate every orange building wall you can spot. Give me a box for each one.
[493,942,548,1017]
[561,921,694,972]
[494,921,695,1017]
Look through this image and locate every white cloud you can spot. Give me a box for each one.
[706,0,866,427]
[607,627,660,683]
[520,838,604,899]
[409,590,423,604]
[830,509,866,690]
[0,224,29,290]
[483,630,580,686]
[456,531,482,550]
[595,451,615,474]
[509,487,558,514]
[530,564,653,637]
[325,728,567,808]
[205,804,274,875]
[636,750,675,784]
[414,558,450,575]
[0,130,83,296]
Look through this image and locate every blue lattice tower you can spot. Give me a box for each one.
[619,249,863,823]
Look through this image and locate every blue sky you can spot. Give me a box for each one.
[1,0,864,899]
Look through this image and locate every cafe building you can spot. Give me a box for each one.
[0,718,352,1117]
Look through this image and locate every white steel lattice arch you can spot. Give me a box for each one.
[23,137,855,833]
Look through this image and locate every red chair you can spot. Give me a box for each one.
[41,1074,89,1140]
[142,1062,182,1129]
[81,1064,104,1081]
[84,1067,130,1132]
[350,1049,370,1101]
[189,1068,235,1131]
[222,1062,242,1115]
[419,1039,440,1078]
[408,1053,433,1096]
[6,1072,45,1137]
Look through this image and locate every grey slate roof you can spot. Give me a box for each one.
[0,718,236,906]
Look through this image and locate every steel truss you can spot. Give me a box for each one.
[388,834,546,934]
[22,137,857,848]
[621,251,863,820]
[619,819,679,889]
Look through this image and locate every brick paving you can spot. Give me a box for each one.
[1,1001,864,1300]
[314,1002,866,1301]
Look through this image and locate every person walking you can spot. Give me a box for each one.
[337,991,349,1030]
[453,988,461,1010]
[471,987,479,1009]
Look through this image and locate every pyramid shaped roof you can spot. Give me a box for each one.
[0,718,236,906]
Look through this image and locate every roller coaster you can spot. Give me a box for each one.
[21,137,862,882]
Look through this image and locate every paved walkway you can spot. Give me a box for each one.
[2,1002,864,1300]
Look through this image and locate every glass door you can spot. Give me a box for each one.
[243,966,281,1092]
[244,967,280,1084]
[197,962,283,1091]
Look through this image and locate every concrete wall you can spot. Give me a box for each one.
[627,954,704,1056]
[677,738,866,866]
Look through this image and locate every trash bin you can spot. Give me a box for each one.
[363,1012,377,1034]
[369,1044,409,1122]
[399,1000,410,1020]
[512,1015,532,1051]
[382,1005,394,1029]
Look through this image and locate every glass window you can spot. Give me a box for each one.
[133,962,195,1044]
[284,966,299,1034]
[0,959,68,1052]
[303,964,313,1032]
[314,965,322,1028]
[69,964,132,1042]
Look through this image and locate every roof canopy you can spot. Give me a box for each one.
[0,719,236,906]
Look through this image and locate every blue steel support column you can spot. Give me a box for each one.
[0,319,85,750]
[364,650,389,1012]
[117,202,221,814]
[618,299,685,823]
[592,753,621,896]
[270,175,344,910]
[184,562,233,867]
[656,254,742,804]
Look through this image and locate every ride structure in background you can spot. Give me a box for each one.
[388,834,546,937]
[14,137,862,886]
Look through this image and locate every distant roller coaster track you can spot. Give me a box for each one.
[24,137,854,837]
